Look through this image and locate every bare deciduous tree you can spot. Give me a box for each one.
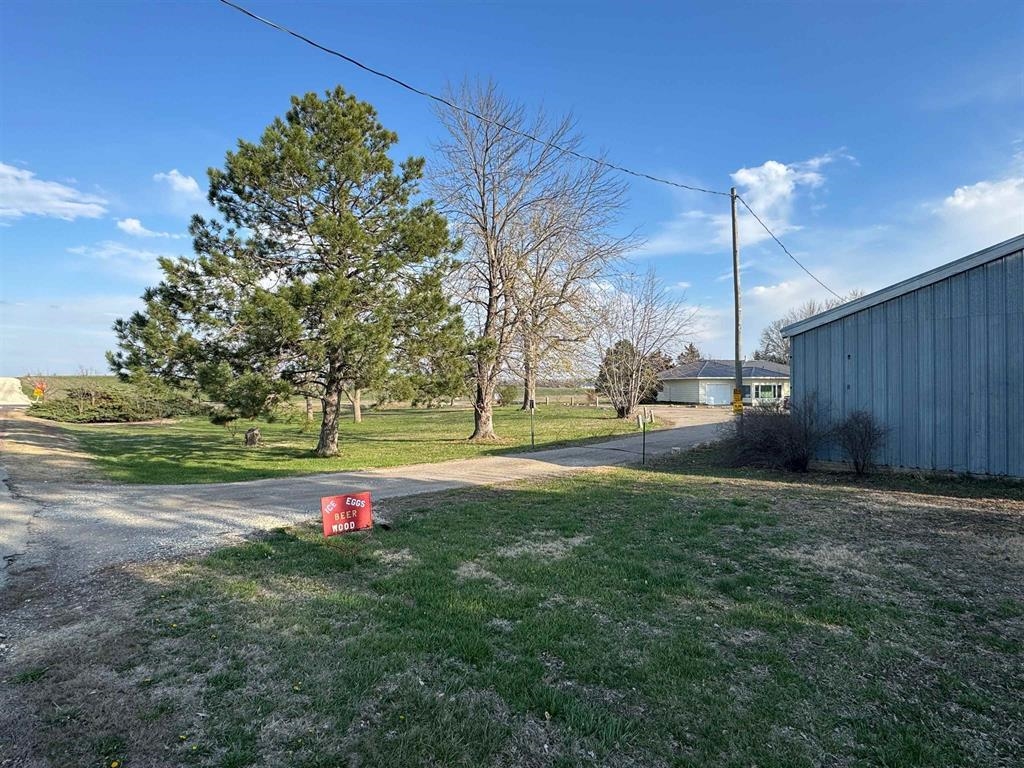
[511,194,631,409]
[590,271,698,418]
[754,291,864,364]
[433,80,626,438]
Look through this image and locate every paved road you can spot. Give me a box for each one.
[0,378,30,407]
[1,409,732,589]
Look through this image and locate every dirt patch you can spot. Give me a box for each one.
[456,533,591,589]
[0,412,99,485]
[488,617,516,633]
[495,533,591,560]
[0,561,161,767]
[371,547,415,570]
[455,560,511,589]
[773,543,879,578]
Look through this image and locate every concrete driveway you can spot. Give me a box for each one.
[1,407,732,589]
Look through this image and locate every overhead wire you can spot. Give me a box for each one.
[735,195,842,299]
[216,0,841,297]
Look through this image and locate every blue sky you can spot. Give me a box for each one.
[1,0,1022,375]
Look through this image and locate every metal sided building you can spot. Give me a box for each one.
[783,234,1024,478]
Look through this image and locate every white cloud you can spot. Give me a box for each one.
[735,162,1024,353]
[937,177,1024,238]
[67,240,179,283]
[741,278,826,332]
[116,217,185,239]
[921,64,1023,111]
[728,152,844,246]
[747,281,799,299]
[635,150,851,257]
[0,294,142,375]
[687,306,732,349]
[638,148,1021,360]
[153,169,202,198]
[675,281,692,290]
[942,177,1023,212]
[632,210,719,256]
[0,162,107,221]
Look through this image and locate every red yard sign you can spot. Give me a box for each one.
[321,491,373,536]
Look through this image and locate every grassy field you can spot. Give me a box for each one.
[6,451,1021,767]
[63,405,637,484]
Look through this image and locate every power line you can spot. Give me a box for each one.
[216,0,841,298]
[735,195,842,299]
[216,0,728,197]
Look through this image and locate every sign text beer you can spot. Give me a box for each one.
[321,491,373,536]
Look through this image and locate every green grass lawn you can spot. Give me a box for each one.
[8,454,1022,767]
[64,405,638,484]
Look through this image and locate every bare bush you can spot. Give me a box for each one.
[836,410,889,476]
[729,394,832,472]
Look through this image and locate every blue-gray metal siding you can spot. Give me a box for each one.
[790,247,1024,477]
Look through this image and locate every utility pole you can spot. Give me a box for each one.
[731,187,743,428]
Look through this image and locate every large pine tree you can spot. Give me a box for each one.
[110,87,465,456]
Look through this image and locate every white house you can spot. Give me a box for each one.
[656,360,790,405]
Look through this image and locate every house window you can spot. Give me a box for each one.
[755,384,782,399]
[741,385,751,396]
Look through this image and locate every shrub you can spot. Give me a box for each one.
[210,411,239,435]
[496,383,519,407]
[377,376,416,408]
[28,382,207,423]
[836,410,889,476]
[728,394,832,472]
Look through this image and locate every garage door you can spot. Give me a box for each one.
[704,382,732,405]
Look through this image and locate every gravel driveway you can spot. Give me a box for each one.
[0,378,30,407]
[0,407,732,590]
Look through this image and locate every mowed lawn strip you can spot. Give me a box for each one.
[62,405,639,484]
[8,454,1023,767]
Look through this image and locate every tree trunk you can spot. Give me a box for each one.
[520,348,536,411]
[520,375,537,411]
[304,396,314,429]
[352,388,362,423]
[470,380,498,440]
[317,389,341,457]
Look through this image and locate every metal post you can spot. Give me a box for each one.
[642,418,646,465]
[530,401,535,448]
[731,187,743,430]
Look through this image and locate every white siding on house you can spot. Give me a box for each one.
[660,380,699,403]
[658,378,790,404]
